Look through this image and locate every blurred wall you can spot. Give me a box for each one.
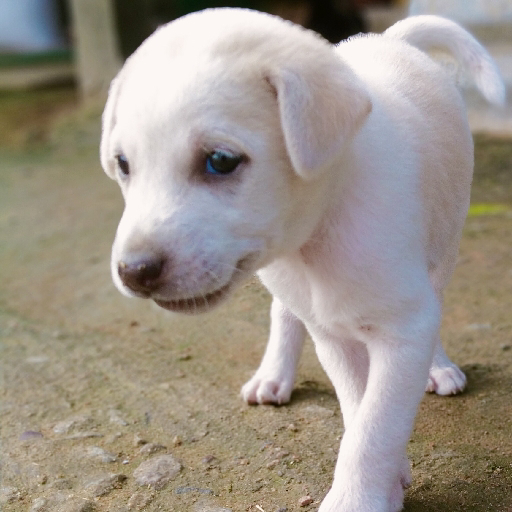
[0,0,64,52]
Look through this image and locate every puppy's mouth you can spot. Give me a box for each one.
[154,280,232,314]
[153,255,256,314]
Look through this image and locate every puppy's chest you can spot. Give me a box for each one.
[258,253,363,333]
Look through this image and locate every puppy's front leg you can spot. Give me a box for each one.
[241,297,305,405]
[315,295,439,512]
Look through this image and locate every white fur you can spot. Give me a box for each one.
[101,10,504,511]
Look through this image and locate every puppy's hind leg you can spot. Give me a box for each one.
[426,338,466,395]
[426,263,467,395]
[241,297,305,405]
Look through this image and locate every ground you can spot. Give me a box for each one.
[0,88,511,512]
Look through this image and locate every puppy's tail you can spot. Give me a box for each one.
[384,15,506,106]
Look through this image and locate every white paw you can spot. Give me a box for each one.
[426,363,466,395]
[241,373,294,405]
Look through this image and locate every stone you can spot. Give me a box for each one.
[30,494,95,512]
[19,430,44,441]
[0,486,22,504]
[30,497,48,512]
[126,491,155,510]
[109,409,129,426]
[53,415,95,435]
[139,442,166,456]
[85,473,127,497]
[133,454,182,489]
[85,446,117,463]
[298,495,314,507]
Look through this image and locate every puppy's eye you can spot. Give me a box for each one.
[205,150,242,175]
[116,154,130,177]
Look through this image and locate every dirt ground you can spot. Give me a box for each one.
[0,88,511,512]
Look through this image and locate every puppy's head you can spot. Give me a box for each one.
[100,8,371,313]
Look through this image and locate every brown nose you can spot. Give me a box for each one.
[118,255,164,294]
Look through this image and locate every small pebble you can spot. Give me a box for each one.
[127,491,155,510]
[287,423,298,432]
[260,441,273,451]
[298,495,313,507]
[500,344,511,351]
[31,494,94,512]
[86,446,117,463]
[30,497,48,512]
[133,454,182,489]
[64,432,103,440]
[19,430,44,441]
[139,442,166,455]
[133,433,148,446]
[85,473,127,497]
[58,497,95,512]
[202,454,217,466]
[109,409,129,426]
[106,432,123,444]
[53,416,94,435]
[172,435,182,446]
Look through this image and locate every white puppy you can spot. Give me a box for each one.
[100,10,504,511]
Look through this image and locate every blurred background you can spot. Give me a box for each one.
[0,0,510,134]
[0,0,405,96]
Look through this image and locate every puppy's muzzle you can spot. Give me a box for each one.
[117,253,165,295]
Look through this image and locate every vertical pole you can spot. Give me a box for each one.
[68,0,122,100]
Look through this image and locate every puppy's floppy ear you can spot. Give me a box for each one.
[100,72,124,179]
[267,56,372,180]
